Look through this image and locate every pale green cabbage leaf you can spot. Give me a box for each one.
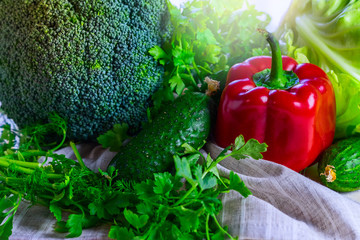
[277,0,360,139]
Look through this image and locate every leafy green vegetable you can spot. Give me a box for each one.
[0,116,267,239]
[150,0,270,108]
[277,0,360,139]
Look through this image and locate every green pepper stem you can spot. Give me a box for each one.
[258,29,287,88]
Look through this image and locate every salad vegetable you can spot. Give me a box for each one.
[215,31,336,172]
[277,0,360,139]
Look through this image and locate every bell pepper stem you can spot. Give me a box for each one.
[267,34,283,81]
[258,29,287,88]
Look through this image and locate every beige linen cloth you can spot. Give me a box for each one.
[9,142,360,240]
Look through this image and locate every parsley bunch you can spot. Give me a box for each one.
[108,137,267,239]
[150,0,271,107]
[0,114,267,239]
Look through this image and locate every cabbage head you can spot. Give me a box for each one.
[276,0,360,139]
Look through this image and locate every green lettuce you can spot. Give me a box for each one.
[276,0,360,139]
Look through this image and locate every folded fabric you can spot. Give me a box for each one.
[206,142,360,240]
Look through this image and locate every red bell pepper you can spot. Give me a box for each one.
[214,31,336,172]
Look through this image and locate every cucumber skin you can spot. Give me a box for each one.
[318,137,360,192]
[108,92,211,182]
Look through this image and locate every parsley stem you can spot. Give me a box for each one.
[197,65,213,75]
[0,160,63,179]
[175,150,238,206]
[2,150,47,158]
[0,185,21,196]
[175,153,226,207]
[212,214,236,240]
[207,154,231,172]
[173,183,197,207]
[0,176,24,184]
[186,66,197,87]
[205,214,211,240]
[50,129,67,152]
[192,60,201,76]
[2,150,77,166]
[2,193,22,215]
[0,157,41,169]
[0,160,35,174]
[70,141,86,169]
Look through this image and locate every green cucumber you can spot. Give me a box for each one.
[318,137,360,192]
[108,88,215,182]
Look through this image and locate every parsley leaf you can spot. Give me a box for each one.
[176,206,201,232]
[65,214,84,238]
[174,155,196,186]
[148,45,170,66]
[123,208,149,230]
[0,215,14,240]
[169,75,186,96]
[194,165,217,191]
[97,123,129,152]
[229,171,252,198]
[153,172,173,196]
[49,202,62,222]
[231,136,268,160]
[65,214,99,238]
[108,226,135,240]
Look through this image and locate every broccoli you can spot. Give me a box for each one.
[0,0,171,140]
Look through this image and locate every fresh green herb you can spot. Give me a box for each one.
[0,117,267,239]
[97,123,130,152]
[18,113,68,152]
[107,135,267,239]
[149,0,271,108]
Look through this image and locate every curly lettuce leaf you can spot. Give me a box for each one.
[278,0,360,139]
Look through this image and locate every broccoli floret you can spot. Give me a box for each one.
[0,0,171,140]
